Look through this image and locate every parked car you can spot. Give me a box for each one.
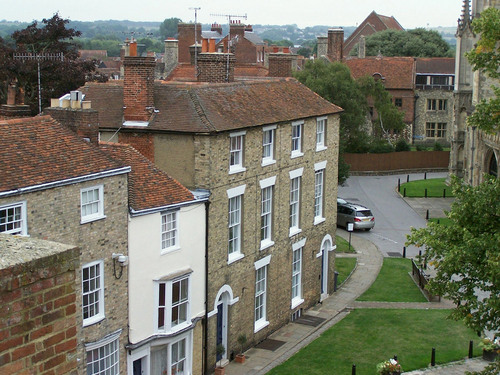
[337,199,375,231]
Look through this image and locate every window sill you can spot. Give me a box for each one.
[83,314,105,327]
[291,151,304,159]
[80,214,106,225]
[314,217,325,226]
[160,245,181,255]
[261,159,276,167]
[315,145,327,152]
[289,227,302,238]
[254,319,269,333]
[228,252,244,265]
[229,166,246,175]
[260,240,274,251]
[291,297,304,310]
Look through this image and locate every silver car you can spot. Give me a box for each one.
[337,199,375,231]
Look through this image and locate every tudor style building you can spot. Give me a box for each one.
[78,46,343,372]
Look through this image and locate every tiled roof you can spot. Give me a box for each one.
[345,57,415,89]
[378,14,404,30]
[81,78,343,133]
[415,58,455,74]
[99,143,194,211]
[0,116,125,193]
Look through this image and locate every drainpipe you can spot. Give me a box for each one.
[203,200,210,375]
[470,126,476,185]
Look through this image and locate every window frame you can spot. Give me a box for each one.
[80,185,105,224]
[85,331,120,375]
[291,121,304,158]
[0,201,27,235]
[82,260,105,327]
[227,185,246,264]
[229,131,246,174]
[314,162,326,224]
[426,122,447,139]
[316,117,327,151]
[289,168,303,237]
[259,176,276,250]
[254,255,271,332]
[262,125,277,166]
[156,275,191,333]
[161,210,179,254]
[394,98,403,107]
[291,239,306,309]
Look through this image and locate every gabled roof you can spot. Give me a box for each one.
[415,58,455,75]
[99,143,194,212]
[81,78,343,133]
[0,116,127,194]
[345,57,415,89]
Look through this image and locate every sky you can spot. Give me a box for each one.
[1,0,464,29]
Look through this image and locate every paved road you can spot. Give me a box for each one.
[338,172,449,258]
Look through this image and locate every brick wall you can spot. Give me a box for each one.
[178,23,202,64]
[0,174,130,374]
[123,56,156,122]
[327,29,344,62]
[197,53,235,83]
[0,235,79,375]
[44,107,100,145]
[268,54,294,77]
[414,89,454,145]
[118,131,156,163]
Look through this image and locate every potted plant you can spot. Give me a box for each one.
[376,358,402,375]
[479,337,500,362]
[215,344,226,375]
[235,334,247,363]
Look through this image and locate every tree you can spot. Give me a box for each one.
[159,18,181,40]
[357,28,454,57]
[465,7,500,134]
[0,14,97,114]
[406,176,500,336]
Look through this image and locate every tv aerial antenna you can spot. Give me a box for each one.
[13,52,64,114]
[189,7,201,76]
[209,13,247,81]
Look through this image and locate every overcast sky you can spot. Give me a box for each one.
[1,0,463,29]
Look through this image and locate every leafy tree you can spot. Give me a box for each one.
[159,18,181,40]
[0,14,97,114]
[263,39,294,47]
[406,176,500,336]
[465,7,500,134]
[357,28,454,57]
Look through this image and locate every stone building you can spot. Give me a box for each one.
[0,115,131,374]
[449,0,499,183]
[0,235,79,375]
[78,45,343,373]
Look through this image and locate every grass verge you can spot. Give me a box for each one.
[428,217,452,226]
[335,257,357,285]
[399,178,454,198]
[357,258,427,302]
[336,235,356,253]
[267,309,481,375]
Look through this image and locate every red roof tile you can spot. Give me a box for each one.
[81,78,343,133]
[345,57,415,89]
[0,116,125,193]
[99,143,194,211]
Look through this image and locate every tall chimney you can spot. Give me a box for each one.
[177,23,202,63]
[197,53,235,83]
[123,56,156,123]
[211,23,222,35]
[327,28,344,62]
[164,38,178,76]
[358,35,366,59]
[268,53,295,77]
[317,36,328,58]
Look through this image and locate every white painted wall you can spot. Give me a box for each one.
[128,203,206,343]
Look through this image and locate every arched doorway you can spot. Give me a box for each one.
[319,236,333,301]
[216,292,229,361]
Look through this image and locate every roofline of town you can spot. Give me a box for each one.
[0,166,131,198]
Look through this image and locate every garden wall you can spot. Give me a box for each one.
[344,151,449,174]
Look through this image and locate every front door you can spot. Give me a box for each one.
[320,240,331,301]
[216,294,228,361]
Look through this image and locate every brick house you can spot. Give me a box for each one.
[98,142,208,375]
[0,115,131,374]
[0,235,79,375]
[78,47,343,373]
[449,0,499,183]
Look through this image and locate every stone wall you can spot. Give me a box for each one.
[414,89,454,145]
[0,235,79,375]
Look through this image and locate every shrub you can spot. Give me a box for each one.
[433,142,444,151]
[395,138,411,152]
[369,138,394,153]
[416,144,427,151]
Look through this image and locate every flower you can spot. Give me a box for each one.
[479,337,500,352]
[376,358,402,375]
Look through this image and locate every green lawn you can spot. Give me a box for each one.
[336,235,356,253]
[357,258,427,302]
[335,257,357,285]
[267,309,481,375]
[399,178,454,198]
[428,217,452,226]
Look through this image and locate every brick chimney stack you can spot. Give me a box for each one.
[211,23,222,35]
[327,28,344,62]
[197,53,235,83]
[229,20,246,39]
[178,23,202,63]
[123,56,156,123]
[268,53,295,77]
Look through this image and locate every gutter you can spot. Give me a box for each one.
[129,190,209,217]
[203,199,210,375]
[0,166,131,198]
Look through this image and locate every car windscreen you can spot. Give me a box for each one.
[356,210,373,217]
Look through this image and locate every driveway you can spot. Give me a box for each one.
[337,172,449,258]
